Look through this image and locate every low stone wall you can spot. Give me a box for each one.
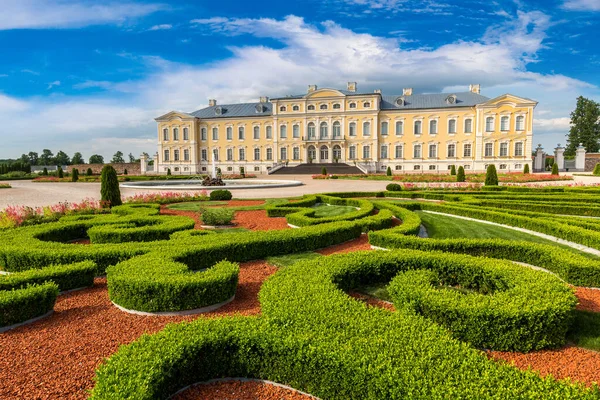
[584,154,600,171]
[65,163,140,175]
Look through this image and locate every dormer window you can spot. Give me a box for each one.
[279,106,287,112]
[349,102,356,109]
[395,97,405,106]
[363,102,371,108]
[292,105,300,111]
[308,105,315,111]
[333,103,341,109]
[445,94,457,104]
[255,104,265,113]
[320,104,328,110]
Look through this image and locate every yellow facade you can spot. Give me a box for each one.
[154,84,536,174]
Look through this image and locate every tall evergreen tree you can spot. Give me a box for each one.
[456,166,466,182]
[566,96,600,156]
[100,165,122,208]
[485,164,499,186]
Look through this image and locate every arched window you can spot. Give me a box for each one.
[363,121,371,136]
[293,124,300,138]
[349,102,356,109]
[333,145,342,160]
[266,148,273,160]
[253,126,260,139]
[307,145,316,161]
[320,122,328,139]
[333,103,341,109]
[395,145,403,159]
[349,146,356,159]
[212,127,218,141]
[293,147,300,160]
[363,102,371,108]
[201,127,207,140]
[279,106,286,112]
[308,105,315,111]
[254,148,260,161]
[395,121,403,135]
[173,128,179,141]
[429,120,437,135]
[414,120,422,135]
[349,122,356,136]
[266,126,272,139]
[238,126,245,140]
[213,148,219,161]
[320,145,328,160]
[333,121,341,138]
[448,119,456,134]
[516,116,525,131]
[239,148,246,161]
[280,147,287,161]
[280,125,287,139]
[226,126,232,140]
[486,117,494,132]
[413,144,422,158]
[307,122,316,139]
[184,149,190,161]
[320,104,328,110]
[183,127,189,140]
[464,119,472,133]
[163,128,169,141]
[501,116,509,131]
[292,105,300,111]
[227,148,233,161]
[381,121,389,136]
[363,145,370,159]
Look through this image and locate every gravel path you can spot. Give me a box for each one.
[173,380,317,400]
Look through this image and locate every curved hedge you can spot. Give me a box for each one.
[91,250,591,399]
[0,282,58,328]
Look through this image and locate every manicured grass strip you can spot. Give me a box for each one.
[311,203,358,217]
[569,310,600,352]
[168,199,288,212]
[266,252,322,269]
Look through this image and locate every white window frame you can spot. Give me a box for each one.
[163,128,169,141]
[463,143,472,158]
[212,127,218,141]
[238,126,245,140]
[447,143,456,158]
[514,142,524,156]
[464,118,473,134]
[362,121,371,137]
[183,127,189,141]
[500,116,510,132]
[266,148,273,160]
[348,122,356,137]
[414,120,422,135]
[499,142,508,157]
[448,118,457,134]
[266,126,272,139]
[429,119,438,135]
[293,124,300,138]
[226,148,233,161]
[428,144,437,159]
[280,124,287,139]
[395,120,404,136]
[254,148,260,161]
[349,145,356,160]
[253,126,260,140]
[226,126,233,140]
[163,149,170,161]
[363,145,371,159]
[413,144,422,159]
[184,149,190,161]
[395,144,403,159]
[485,116,495,132]
[515,115,525,131]
[381,121,389,136]
[380,144,388,159]
[239,148,245,161]
[484,142,494,157]
[201,127,207,141]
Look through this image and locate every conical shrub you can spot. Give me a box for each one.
[71,168,79,182]
[551,163,559,175]
[450,165,456,175]
[456,166,465,182]
[100,165,122,208]
[523,164,530,174]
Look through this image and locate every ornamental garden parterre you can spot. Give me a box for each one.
[1,186,600,399]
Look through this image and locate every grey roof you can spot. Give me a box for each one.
[189,102,273,119]
[381,92,489,110]
[271,90,377,100]
[189,91,490,119]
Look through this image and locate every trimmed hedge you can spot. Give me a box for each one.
[91,250,591,399]
[0,282,58,328]
[0,261,96,292]
[210,189,232,201]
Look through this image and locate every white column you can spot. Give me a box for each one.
[554,144,565,171]
[534,145,544,171]
[575,144,586,171]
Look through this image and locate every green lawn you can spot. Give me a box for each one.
[311,203,358,217]
[266,252,323,268]
[416,211,600,260]
[167,198,287,212]
[358,283,392,302]
[568,310,600,351]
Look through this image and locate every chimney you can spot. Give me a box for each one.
[259,96,269,103]
[347,82,357,92]
[209,99,217,107]
[469,84,480,94]
[403,88,413,96]
[373,89,381,94]
[308,85,318,93]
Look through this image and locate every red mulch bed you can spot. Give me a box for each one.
[172,380,314,400]
[575,287,600,312]
[316,235,372,255]
[0,260,276,399]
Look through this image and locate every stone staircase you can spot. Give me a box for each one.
[270,163,364,175]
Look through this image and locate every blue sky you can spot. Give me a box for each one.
[1,0,599,160]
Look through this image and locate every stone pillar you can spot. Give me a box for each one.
[533,144,545,172]
[554,144,565,171]
[576,143,586,171]
[153,152,160,174]
[140,154,148,175]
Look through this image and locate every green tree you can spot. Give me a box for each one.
[485,164,498,186]
[86,168,93,176]
[456,166,465,182]
[28,151,39,165]
[39,149,54,165]
[128,153,136,163]
[240,166,245,178]
[112,151,125,163]
[551,163,559,175]
[321,167,327,175]
[54,150,71,166]
[42,167,48,176]
[57,167,64,178]
[71,168,79,182]
[89,154,104,164]
[100,165,122,208]
[450,165,456,175]
[523,164,530,174]
[593,163,600,176]
[123,168,128,175]
[386,166,392,176]
[19,154,29,164]
[566,96,600,156]
[71,152,84,165]
[167,168,172,176]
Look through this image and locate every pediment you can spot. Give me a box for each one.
[306,88,347,99]
[480,94,538,107]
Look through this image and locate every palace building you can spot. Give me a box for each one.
[154,83,536,175]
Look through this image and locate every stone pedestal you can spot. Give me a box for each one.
[554,145,565,171]
[533,144,545,172]
[140,154,148,175]
[153,152,160,174]
[576,144,586,171]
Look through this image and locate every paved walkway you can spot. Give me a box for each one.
[2,173,600,210]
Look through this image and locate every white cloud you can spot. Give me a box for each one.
[73,80,114,90]
[21,69,40,75]
[335,0,453,14]
[1,12,599,159]
[47,80,61,89]
[0,74,8,78]
[0,0,164,30]
[562,0,600,11]
[148,24,172,31]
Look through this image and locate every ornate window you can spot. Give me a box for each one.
[447,144,456,158]
[213,148,219,161]
[349,146,356,159]
[348,122,356,136]
[266,126,272,139]
[280,125,287,139]
[279,106,286,112]
[212,127,218,141]
[293,124,300,138]
[253,126,260,140]
[201,149,207,161]
[485,143,493,157]
[349,102,356,109]
[395,121,403,135]
[307,122,316,139]
[226,127,233,140]
[429,120,437,135]
[320,104,328,110]
[163,149,169,161]
[320,122,328,139]
[280,147,287,161]
[292,105,300,111]
[363,121,371,136]
[163,128,169,141]
[381,121,389,136]
[333,121,341,138]
[201,127,207,141]
[395,145,403,159]
[239,148,245,161]
[227,148,233,161]
[464,119,472,133]
[363,145,370,159]
[463,143,472,157]
[333,103,341,109]
[254,148,260,161]
[500,142,508,157]
[380,145,388,159]
[293,147,300,160]
[515,142,524,156]
[173,128,179,141]
[238,126,245,140]
[184,149,190,161]
[414,120,422,135]
[429,165,436,170]
[486,117,494,132]
[183,128,189,140]
[266,148,273,160]
[307,105,315,111]
[448,119,456,134]
[363,102,371,108]
[516,116,525,131]
[413,144,422,158]
[501,116,510,131]
[428,144,437,158]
